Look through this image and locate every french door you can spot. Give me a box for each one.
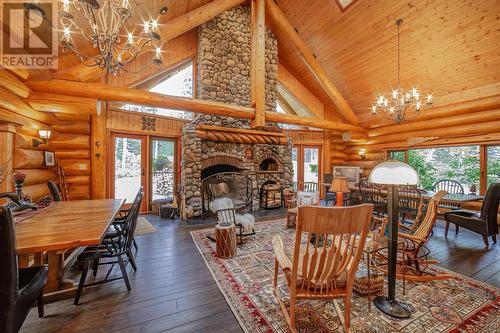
[150,138,176,201]
[111,133,147,211]
[293,145,321,191]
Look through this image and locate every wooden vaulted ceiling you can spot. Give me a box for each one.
[51,0,499,128]
[272,0,500,127]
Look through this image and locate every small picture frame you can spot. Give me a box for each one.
[244,148,253,160]
[44,151,55,167]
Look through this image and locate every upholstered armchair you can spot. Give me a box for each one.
[444,183,500,247]
[0,206,47,333]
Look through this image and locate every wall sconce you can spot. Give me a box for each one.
[359,149,366,160]
[32,130,51,147]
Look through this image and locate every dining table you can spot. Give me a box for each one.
[14,199,125,294]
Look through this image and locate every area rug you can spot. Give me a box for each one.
[191,219,500,333]
[135,217,157,235]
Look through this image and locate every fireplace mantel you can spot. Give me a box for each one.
[195,125,288,145]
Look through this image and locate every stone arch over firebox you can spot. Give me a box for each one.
[255,152,282,171]
[201,155,244,170]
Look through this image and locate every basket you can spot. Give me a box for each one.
[353,274,384,295]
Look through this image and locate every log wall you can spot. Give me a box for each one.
[0,69,93,201]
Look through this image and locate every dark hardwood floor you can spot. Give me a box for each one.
[21,214,498,333]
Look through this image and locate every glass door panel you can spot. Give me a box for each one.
[487,146,500,188]
[303,147,319,185]
[112,134,146,210]
[151,138,176,200]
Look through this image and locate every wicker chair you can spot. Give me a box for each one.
[273,204,373,332]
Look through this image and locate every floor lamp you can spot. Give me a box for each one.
[329,177,350,206]
[368,160,419,319]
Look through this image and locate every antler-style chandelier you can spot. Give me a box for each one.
[59,0,167,74]
[370,18,432,124]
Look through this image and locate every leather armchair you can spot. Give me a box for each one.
[444,183,500,247]
[0,206,47,333]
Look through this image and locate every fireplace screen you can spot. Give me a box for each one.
[201,172,252,216]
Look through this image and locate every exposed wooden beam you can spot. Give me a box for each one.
[27,79,256,119]
[265,0,359,125]
[368,108,500,138]
[276,92,298,115]
[265,111,365,132]
[27,79,366,132]
[26,92,96,115]
[368,95,500,137]
[54,0,247,82]
[0,87,57,125]
[0,70,31,98]
[250,0,266,128]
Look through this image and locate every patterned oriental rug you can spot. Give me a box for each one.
[191,219,500,333]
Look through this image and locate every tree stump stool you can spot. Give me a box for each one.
[215,223,237,259]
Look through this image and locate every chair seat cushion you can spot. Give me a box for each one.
[444,209,487,234]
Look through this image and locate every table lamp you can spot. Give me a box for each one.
[369,160,419,319]
[329,177,350,206]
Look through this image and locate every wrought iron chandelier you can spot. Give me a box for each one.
[370,18,432,124]
[58,0,167,74]
[23,0,164,75]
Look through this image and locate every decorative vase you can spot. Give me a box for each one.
[12,172,27,200]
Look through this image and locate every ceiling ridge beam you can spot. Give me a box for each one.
[264,0,360,126]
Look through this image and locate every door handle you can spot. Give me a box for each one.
[142,168,145,176]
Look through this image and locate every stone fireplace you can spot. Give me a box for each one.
[181,5,293,218]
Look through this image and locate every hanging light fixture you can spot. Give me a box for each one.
[370,19,432,124]
[25,1,167,75]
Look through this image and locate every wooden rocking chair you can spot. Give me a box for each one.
[273,204,373,332]
[376,191,452,282]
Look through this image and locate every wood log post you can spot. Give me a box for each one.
[0,123,16,193]
[250,0,266,128]
[91,101,106,199]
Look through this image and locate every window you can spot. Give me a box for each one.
[390,151,406,162]
[487,146,500,188]
[151,139,176,200]
[276,101,301,129]
[407,146,480,191]
[120,61,194,120]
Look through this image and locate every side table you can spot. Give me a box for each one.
[215,223,237,259]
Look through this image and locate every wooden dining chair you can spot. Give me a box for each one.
[74,190,143,305]
[47,181,62,202]
[273,204,373,332]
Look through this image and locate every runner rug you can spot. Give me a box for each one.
[191,219,499,333]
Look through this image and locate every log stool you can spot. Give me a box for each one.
[215,223,237,259]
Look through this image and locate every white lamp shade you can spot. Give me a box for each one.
[368,161,419,185]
